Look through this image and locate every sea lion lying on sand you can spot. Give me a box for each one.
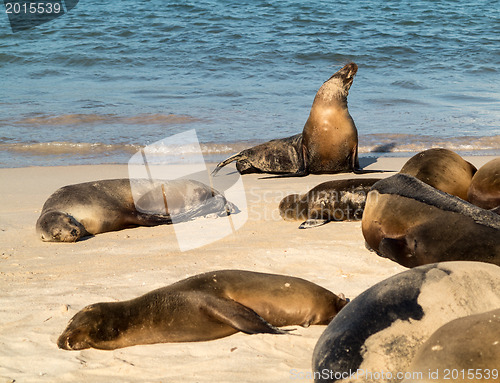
[361,173,500,267]
[58,270,348,350]
[279,178,380,228]
[37,179,233,242]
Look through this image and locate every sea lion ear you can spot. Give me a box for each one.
[299,219,330,229]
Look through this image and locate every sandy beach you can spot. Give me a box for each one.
[0,155,496,383]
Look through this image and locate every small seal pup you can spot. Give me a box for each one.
[279,178,380,228]
[36,179,232,242]
[467,157,500,212]
[57,270,348,350]
[361,173,500,267]
[403,308,500,383]
[212,62,361,176]
[399,148,477,200]
[312,261,500,383]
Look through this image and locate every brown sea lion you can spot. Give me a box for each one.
[57,270,348,350]
[212,62,362,176]
[403,308,500,383]
[399,148,477,200]
[279,178,380,228]
[361,173,500,268]
[467,157,500,212]
[36,179,232,242]
[312,261,500,383]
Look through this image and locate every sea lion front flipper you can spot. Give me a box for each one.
[378,237,411,262]
[299,219,330,229]
[202,297,294,335]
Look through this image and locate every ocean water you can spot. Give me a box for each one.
[1,0,499,167]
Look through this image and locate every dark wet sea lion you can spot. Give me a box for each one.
[404,308,500,383]
[312,261,500,383]
[36,179,232,242]
[279,178,380,228]
[361,173,500,267]
[467,157,500,211]
[399,148,477,200]
[57,270,348,350]
[212,63,361,176]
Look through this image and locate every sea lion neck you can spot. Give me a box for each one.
[313,78,350,106]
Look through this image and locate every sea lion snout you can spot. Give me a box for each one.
[57,328,91,351]
[328,62,358,88]
[36,211,83,242]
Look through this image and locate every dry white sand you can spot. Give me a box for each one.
[0,156,495,383]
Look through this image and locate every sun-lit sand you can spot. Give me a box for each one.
[0,155,496,383]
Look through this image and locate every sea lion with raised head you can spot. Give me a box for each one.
[57,269,348,350]
[212,63,362,176]
[399,148,477,200]
[279,178,380,228]
[403,308,500,383]
[361,173,500,268]
[312,261,500,383]
[36,179,232,242]
[467,157,500,212]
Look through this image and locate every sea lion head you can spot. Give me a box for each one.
[58,303,119,350]
[36,211,85,242]
[316,62,358,103]
[279,194,308,221]
[330,62,358,90]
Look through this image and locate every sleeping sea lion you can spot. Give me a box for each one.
[399,148,477,200]
[57,269,348,350]
[36,179,232,242]
[467,157,500,212]
[312,261,500,383]
[361,173,500,267]
[279,178,380,228]
[404,308,500,383]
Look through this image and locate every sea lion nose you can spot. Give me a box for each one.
[71,229,78,237]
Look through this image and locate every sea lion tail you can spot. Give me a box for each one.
[211,152,244,176]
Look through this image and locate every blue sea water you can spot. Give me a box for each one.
[0,0,499,167]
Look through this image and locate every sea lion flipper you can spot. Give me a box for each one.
[299,219,330,229]
[133,212,172,226]
[379,237,411,262]
[212,152,244,176]
[202,297,293,335]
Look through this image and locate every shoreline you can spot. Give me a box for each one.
[0,155,496,382]
[1,135,499,169]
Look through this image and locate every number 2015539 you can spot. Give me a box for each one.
[443,369,498,380]
[5,2,62,14]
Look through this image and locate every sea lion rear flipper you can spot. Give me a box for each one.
[203,297,294,335]
[170,195,231,222]
[353,168,390,174]
[134,212,172,226]
[299,219,330,229]
[212,152,245,176]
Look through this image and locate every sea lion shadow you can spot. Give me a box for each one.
[74,234,95,242]
[358,157,397,173]
[358,157,380,168]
